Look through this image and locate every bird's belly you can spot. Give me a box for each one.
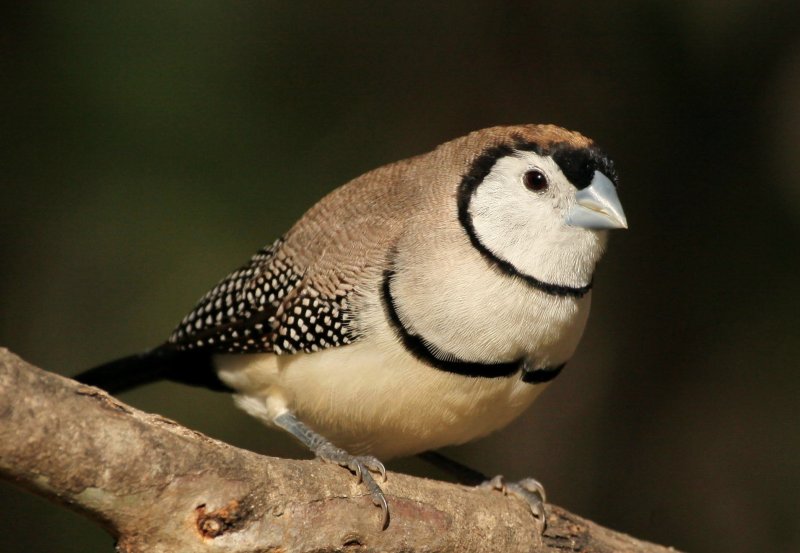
[216,342,546,460]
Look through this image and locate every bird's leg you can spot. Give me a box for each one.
[273,411,389,528]
[419,451,547,533]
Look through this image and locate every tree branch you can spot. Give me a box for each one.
[0,348,678,553]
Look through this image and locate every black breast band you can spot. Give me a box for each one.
[381,268,565,383]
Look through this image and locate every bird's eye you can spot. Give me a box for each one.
[523,170,548,192]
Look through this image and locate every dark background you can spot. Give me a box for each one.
[2,2,799,551]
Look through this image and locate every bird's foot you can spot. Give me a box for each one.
[272,411,391,527]
[272,411,390,528]
[481,475,548,533]
[314,441,389,528]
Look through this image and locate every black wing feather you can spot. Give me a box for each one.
[168,238,358,355]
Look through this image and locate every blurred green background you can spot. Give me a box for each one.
[2,2,799,551]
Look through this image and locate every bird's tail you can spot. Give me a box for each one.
[74,346,231,394]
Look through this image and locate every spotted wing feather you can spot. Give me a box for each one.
[168,239,358,355]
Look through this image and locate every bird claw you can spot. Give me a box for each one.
[361,468,390,530]
[346,454,386,483]
[315,444,390,529]
[479,474,507,492]
[481,475,548,533]
[514,477,547,503]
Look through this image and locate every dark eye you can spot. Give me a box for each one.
[523,170,548,192]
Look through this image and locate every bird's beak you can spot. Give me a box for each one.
[565,171,628,230]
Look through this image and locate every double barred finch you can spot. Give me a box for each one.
[76,124,627,529]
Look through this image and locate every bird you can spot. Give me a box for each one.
[75,124,627,530]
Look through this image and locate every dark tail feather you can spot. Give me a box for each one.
[74,346,231,394]
[74,350,168,394]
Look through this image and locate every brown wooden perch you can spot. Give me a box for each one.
[0,348,679,553]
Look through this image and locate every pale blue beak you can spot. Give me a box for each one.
[565,171,628,230]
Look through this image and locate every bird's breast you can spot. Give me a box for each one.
[386,255,592,369]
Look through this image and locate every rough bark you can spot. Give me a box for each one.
[0,348,679,553]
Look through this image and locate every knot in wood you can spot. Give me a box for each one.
[196,500,247,538]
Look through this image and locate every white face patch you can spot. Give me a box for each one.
[468,151,606,286]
